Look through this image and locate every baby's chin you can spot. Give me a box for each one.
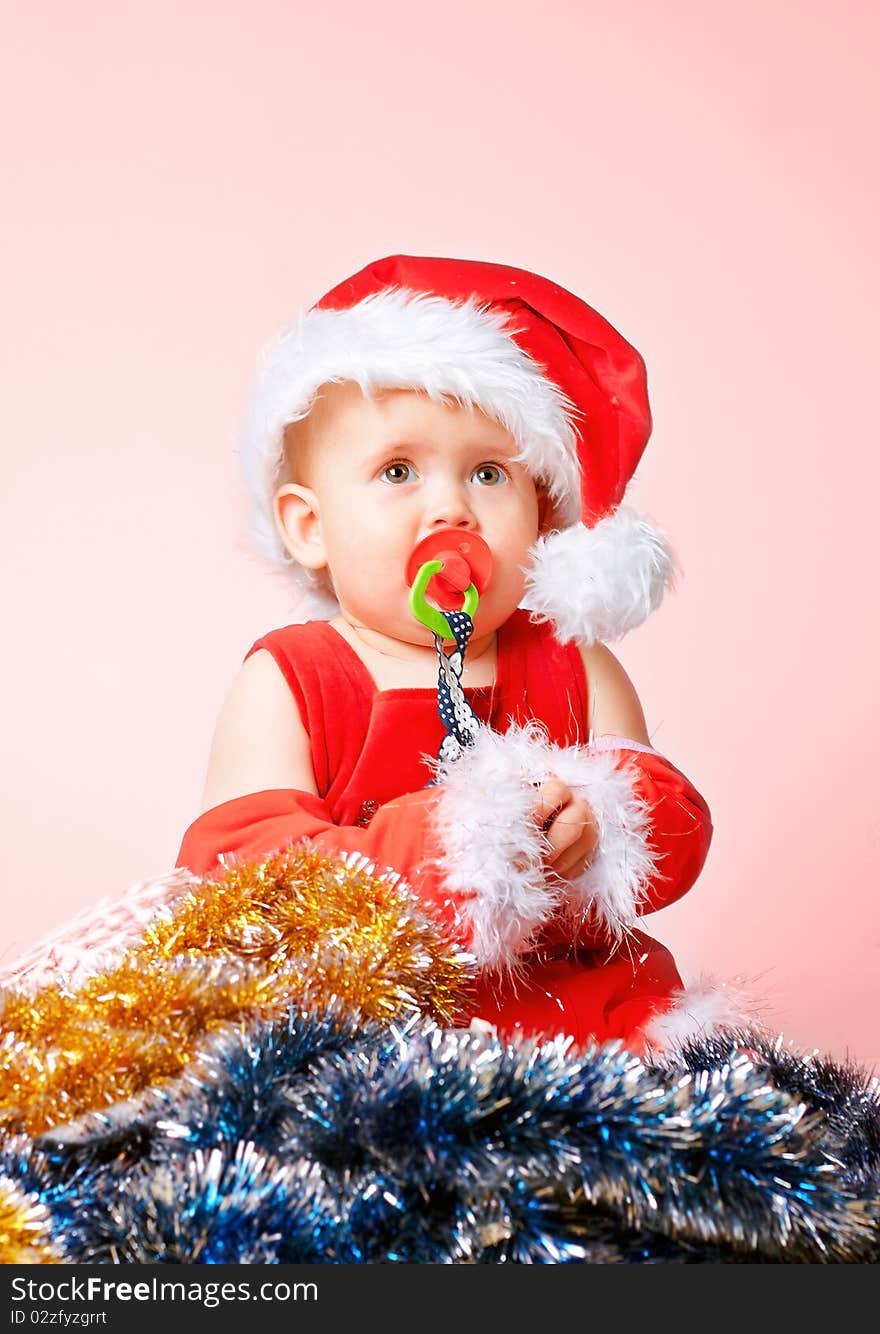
[341,606,445,649]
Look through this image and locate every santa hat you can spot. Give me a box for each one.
[239,254,677,644]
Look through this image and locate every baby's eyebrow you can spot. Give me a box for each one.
[368,438,518,461]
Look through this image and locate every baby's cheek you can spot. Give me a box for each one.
[333,548,409,613]
[485,560,529,610]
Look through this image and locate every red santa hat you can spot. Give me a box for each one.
[239,253,677,644]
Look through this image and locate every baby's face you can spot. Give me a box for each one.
[274,381,550,645]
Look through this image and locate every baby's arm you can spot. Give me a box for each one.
[175,652,560,973]
[526,644,653,885]
[198,650,320,812]
[579,641,653,748]
[178,649,438,884]
[471,642,712,957]
[548,640,712,943]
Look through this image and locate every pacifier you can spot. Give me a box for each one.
[406,530,494,641]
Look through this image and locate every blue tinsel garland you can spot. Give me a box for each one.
[4,1009,877,1264]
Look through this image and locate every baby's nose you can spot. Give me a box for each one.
[425,484,477,528]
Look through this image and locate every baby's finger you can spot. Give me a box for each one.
[545,799,599,866]
[530,778,571,832]
[554,849,591,880]
[542,801,586,860]
[554,834,597,877]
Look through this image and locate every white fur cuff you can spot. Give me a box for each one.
[427,721,564,973]
[426,723,665,970]
[541,740,662,944]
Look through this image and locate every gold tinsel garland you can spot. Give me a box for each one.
[0,1177,63,1264]
[0,845,471,1138]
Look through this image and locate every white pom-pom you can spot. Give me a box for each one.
[520,506,678,645]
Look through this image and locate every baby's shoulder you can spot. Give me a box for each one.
[246,618,331,655]
[200,638,317,812]
[243,619,335,678]
[575,640,651,745]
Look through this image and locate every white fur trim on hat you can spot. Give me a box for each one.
[520,506,679,646]
[240,285,678,641]
[239,285,582,592]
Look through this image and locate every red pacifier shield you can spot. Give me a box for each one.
[405,531,494,611]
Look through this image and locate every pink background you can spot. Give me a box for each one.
[2,2,877,1069]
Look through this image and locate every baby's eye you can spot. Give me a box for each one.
[381,462,416,485]
[471,464,508,486]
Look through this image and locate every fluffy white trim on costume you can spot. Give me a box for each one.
[520,506,678,645]
[427,720,564,973]
[642,976,763,1055]
[240,285,583,611]
[428,723,663,969]
[532,739,661,942]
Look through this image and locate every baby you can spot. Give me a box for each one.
[175,254,716,1055]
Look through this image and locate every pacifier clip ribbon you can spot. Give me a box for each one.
[430,608,480,764]
[406,532,494,769]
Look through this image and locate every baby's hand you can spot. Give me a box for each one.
[530,777,599,880]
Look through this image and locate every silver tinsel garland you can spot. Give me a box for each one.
[3,1009,877,1264]
[1,845,877,1265]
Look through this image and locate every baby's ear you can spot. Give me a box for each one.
[273,483,327,571]
[536,487,561,534]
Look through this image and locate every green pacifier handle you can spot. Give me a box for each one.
[409,559,479,641]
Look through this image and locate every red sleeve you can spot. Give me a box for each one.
[174,786,469,940]
[621,748,712,915]
[539,747,713,953]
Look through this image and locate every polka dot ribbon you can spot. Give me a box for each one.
[431,610,481,769]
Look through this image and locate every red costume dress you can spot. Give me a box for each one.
[175,610,713,1054]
